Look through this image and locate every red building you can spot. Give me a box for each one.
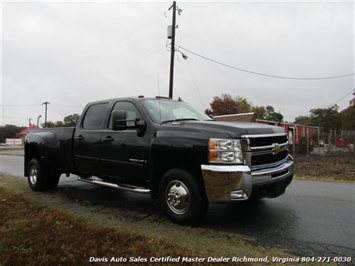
[256,119,319,153]
[16,125,38,138]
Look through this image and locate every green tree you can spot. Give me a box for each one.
[252,106,266,120]
[252,105,283,122]
[0,125,25,143]
[41,121,62,128]
[41,113,80,128]
[309,105,341,133]
[64,113,80,127]
[235,96,253,113]
[263,106,283,122]
[294,115,312,125]
[341,105,355,130]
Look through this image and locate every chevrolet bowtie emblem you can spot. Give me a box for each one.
[272,144,281,154]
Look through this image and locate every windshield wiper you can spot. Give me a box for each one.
[161,118,199,124]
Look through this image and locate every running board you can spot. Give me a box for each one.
[77,177,150,194]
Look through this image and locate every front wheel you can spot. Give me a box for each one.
[159,168,208,225]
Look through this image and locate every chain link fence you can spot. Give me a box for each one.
[287,127,355,155]
[308,130,355,155]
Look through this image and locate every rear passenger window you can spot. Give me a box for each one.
[82,103,108,130]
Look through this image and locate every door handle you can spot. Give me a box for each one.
[75,135,85,141]
[102,136,114,142]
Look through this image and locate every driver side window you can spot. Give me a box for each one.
[108,101,141,128]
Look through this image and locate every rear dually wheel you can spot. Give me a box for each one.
[27,158,60,191]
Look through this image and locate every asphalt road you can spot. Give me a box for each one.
[1,154,354,261]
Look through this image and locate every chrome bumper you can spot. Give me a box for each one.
[201,155,294,203]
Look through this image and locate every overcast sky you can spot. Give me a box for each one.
[1,0,354,127]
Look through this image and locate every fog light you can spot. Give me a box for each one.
[231,190,247,199]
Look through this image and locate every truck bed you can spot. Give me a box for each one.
[25,127,76,175]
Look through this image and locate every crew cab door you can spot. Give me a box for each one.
[73,102,109,176]
[100,101,149,185]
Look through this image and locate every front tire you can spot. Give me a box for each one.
[159,168,208,225]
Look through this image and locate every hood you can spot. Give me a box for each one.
[178,120,285,138]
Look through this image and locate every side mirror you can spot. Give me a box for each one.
[112,110,146,131]
[112,110,128,130]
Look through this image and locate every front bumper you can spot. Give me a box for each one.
[201,155,294,203]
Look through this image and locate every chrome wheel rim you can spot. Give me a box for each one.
[29,165,38,185]
[165,180,191,215]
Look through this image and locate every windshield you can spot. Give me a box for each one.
[142,99,212,124]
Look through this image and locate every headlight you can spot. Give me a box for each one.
[209,138,243,164]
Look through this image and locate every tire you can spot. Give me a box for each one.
[27,158,60,191]
[46,170,61,190]
[159,168,208,225]
[28,158,47,191]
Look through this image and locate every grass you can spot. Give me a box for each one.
[0,175,303,266]
[0,185,202,266]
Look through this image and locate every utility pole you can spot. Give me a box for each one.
[168,1,177,99]
[42,102,50,128]
[37,115,42,127]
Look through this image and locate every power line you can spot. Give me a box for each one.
[178,46,355,81]
[0,104,40,107]
[327,89,355,107]
[177,27,205,110]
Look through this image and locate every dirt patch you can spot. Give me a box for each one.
[294,152,355,182]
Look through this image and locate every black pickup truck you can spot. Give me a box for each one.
[25,96,294,225]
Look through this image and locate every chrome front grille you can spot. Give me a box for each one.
[242,133,289,171]
[248,135,288,149]
[251,150,288,166]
